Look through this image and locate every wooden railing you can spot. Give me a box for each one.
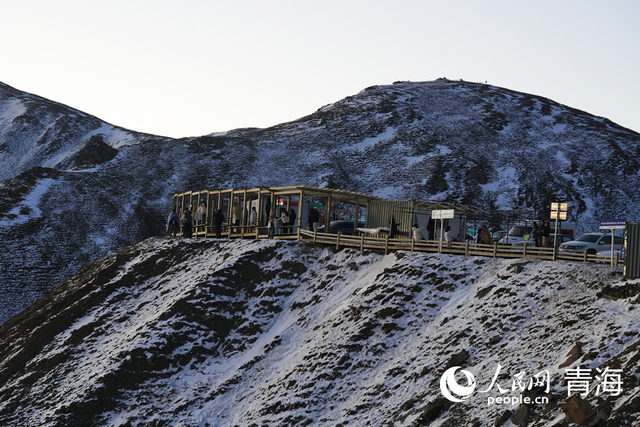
[296,230,622,266]
[181,224,621,265]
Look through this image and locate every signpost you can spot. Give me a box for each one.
[551,202,568,260]
[432,209,455,252]
[600,219,626,267]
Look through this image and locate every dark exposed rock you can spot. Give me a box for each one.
[559,343,583,369]
[511,404,528,426]
[444,349,469,369]
[415,398,451,425]
[562,395,593,425]
[72,134,119,169]
[495,409,512,426]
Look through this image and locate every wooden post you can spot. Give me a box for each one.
[493,242,497,258]
[465,240,469,256]
[336,231,341,250]
[228,189,234,236]
[583,251,588,263]
[256,190,263,237]
[298,189,303,235]
[313,228,317,244]
[411,236,415,252]
[360,234,364,252]
[385,234,390,255]
[243,189,248,229]
[354,200,360,235]
[523,243,527,258]
[325,193,332,235]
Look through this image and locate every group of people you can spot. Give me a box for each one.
[411,223,458,245]
[266,208,297,238]
[530,220,551,247]
[166,200,226,239]
[171,200,299,240]
[474,224,494,245]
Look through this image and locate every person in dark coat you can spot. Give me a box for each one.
[427,218,436,241]
[213,209,225,238]
[289,209,297,233]
[541,220,551,247]
[310,208,320,231]
[182,209,193,238]
[389,216,401,239]
[264,198,271,227]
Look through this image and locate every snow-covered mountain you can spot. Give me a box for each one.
[1,78,639,325]
[0,237,638,426]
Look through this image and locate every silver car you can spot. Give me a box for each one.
[559,232,623,255]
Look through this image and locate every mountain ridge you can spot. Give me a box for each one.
[1,78,639,325]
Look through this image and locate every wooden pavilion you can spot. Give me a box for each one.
[171,185,383,239]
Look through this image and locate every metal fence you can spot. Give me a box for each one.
[625,223,640,278]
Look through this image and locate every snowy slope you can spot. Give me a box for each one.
[1,78,640,327]
[0,237,638,426]
[0,82,143,181]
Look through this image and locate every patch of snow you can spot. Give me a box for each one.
[0,178,55,227]
[352,127,396,151]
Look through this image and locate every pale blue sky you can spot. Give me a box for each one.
[2,1,639,138]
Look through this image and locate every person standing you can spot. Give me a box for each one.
[427,218,436,241]
[249,207,258,229]
[264,198,271,227]
[479,224,493,245]
[531,222,540,247]
[213,209,225,238]
[312,208,321,231]
[182,209,193,238]
[279,209,290,234]
[166,209,180,237]
[389,216,401,239]
[232,201,242,228]
[541,220,551,247]
[445,225,454,247]
[195,201,206,233]
[412,223,427,241]
[289,208,297,234]
[268,210,276,238]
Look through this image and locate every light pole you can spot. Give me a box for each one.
[551,202,568,260]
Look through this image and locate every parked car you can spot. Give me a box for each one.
[498,221,539,245]
[558,232,623,254]
[595,247,625,263]
[511,234,573,250]
[492,230,506,241]
[498,220,576,245]
[316,221,365,235]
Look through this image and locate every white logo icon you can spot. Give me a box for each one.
[440,366,476,402]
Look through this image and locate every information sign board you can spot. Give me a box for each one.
[599,219,626,230]
[431,209,455,219]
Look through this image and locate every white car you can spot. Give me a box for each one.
[498,223,537,245]
[597,247,625,260]
[511,234,574,250]
[559,232,623,255]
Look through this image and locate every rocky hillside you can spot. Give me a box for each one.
[1,78,639,324]
[0,238,638,426]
